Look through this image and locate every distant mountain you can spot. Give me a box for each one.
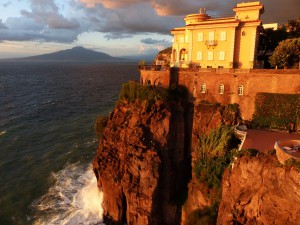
[1,46,132,62]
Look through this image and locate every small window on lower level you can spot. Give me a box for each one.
[238,85,244,95]
[200,83,206,93]
[146,80,151,85]
[207,66,212,68]
[218,66,224,68]
[219,84,224,94]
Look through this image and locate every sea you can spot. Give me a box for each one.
[0,62,139,225]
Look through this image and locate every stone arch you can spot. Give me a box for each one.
[145,78,151,85]
[179,48,187,61]
[154,78,162,86]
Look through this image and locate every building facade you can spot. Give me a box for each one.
[171,2,264,69]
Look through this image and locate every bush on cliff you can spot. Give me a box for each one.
[94,114,108,139]
[118,81,187,104]
[194,125,239,190]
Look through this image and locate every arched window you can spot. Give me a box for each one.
[200,83,206,93]
[238,85,244,95]
[146,79,151,85]
[219,84,224,94]
[180,48,186,61]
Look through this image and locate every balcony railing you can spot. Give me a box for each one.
[205,40,218,48]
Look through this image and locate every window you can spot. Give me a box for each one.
[196,51,203,60]
[219,51,225,60]
[179,36,184,43]
[220,31,226,41]
[200,83,206,93]
[197,32,203,41]
[238,85,244,95]
[207,51,214,60]
[219,84,224,94]
[185,35,189,43]
[208,32,215,41]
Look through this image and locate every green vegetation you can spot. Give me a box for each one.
[118,81,187,104]
[220,103,241,125]
[269,38,300,69]
[258,18,300,68]
[194,125,239,190]
[158,47,172,55]
[252,93,300,130]
[138,60,146,67]
[284,158,300,171]
[94,114,108,139]
[185,207,217,225]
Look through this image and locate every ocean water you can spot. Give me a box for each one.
[0,62,139,225]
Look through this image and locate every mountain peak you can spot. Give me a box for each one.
[3,46,131,62]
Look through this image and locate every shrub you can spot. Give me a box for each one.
[252,93,300,130]
[118,81,187,104]
[94,114,108,139]
[284,158,300,171]
[194,125,239,190]
[185,207,217,225]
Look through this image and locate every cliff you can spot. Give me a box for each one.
[93,86,190,224]
[93,84,300,225]
[218,154,300,225]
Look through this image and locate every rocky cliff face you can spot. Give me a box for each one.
[93,91,300,225]
[218,154,300,225]
[93,99,190,224]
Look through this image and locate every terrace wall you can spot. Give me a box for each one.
[140,68,300,120]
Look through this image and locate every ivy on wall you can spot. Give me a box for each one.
[252,93,300,130]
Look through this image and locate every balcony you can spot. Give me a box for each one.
[205,40,218,48]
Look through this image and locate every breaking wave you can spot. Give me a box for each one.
[32,163,104,225]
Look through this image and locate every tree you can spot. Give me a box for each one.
[269,38,300,69]
[287,19,300,38]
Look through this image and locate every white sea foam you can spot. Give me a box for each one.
[0,130,6,136]
[32,163,104,225]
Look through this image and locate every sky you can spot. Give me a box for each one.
[0,0,299,59]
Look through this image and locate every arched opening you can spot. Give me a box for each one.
[200,83,206,93]
[180,48,186,61]
[219,84,224,94]
[145,79,151,85]
[238,85,244,95]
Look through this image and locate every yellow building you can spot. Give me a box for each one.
[171,2,264,69]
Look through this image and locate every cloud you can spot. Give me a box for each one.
[141,38,171,45]
[21,0,80,29]
[262,0,300,23]
[79,0,147,8]
[0,19,7,29]
[1,0,299,45]
[104,33,133,40]
[3,1,12,7]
